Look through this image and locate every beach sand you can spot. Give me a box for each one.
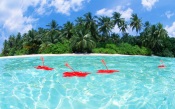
[0,53,131,59]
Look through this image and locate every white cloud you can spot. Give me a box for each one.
[50,0,88,15]
[0,0,89,34]
[71,0,85,11]
[0,0,40,34]
[96,8,113,17]
[3,9,37,34]
[141,0,159,11]
[165,22,175,37]
[165,11,174,19]
[35,0,48,15]
[50,0,71,15]
[96,6,133,21]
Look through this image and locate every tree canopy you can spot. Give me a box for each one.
[1,12,175,57]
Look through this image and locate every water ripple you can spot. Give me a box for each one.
[0,56,175,109]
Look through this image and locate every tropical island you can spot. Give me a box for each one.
[1,12,175,57]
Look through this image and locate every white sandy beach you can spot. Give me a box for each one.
[0,53,134,59]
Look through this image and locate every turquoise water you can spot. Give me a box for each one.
[0,55,175,109]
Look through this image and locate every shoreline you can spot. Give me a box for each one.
[0,53,148,59]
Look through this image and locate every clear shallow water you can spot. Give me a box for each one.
[0,55,175,109]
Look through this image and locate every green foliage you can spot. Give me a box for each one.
[92,48,116,54]
[96,42,106,48]
[160,48,174,57]
[139,47,152,55]
[15,48,29,55]
[0,54,2,57]
[39,41,72,54]
[105,44,117,50]
[118,43,151,55]
[8,48,16,56]
[92,48,104,53]
[92,43,151,55]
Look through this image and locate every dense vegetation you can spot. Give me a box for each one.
[1,12,175,57]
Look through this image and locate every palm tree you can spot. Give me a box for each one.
[45,20,60,43]
[75,17,84,26]
[144,21,151,30]
[34,27,52,53]
[2,40,9,56]
[140,21,152,46]
[71,27,96,53]
[60,21,74,39]
[46,20,59,30]
[152,23,168,52]
[154,23,168,39]
[8,35,16,48]
[23,29,40,53]
[142,24,157,49]
[121,33,133,44]
[140,22,168,54]
[112,12,128,34]
[112,12,123,27]
[36,27,47,43]
[83,12,98,40]
[140,21,151,47]
[130,14,142,34]
[110,33,120,44]
[15,32,23,50]
[2,35,18,56]
[97,16,113,38]
[119,19,128,33]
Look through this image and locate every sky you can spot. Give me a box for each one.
[0,0,175,52]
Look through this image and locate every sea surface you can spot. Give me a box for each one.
[0,55,175,109]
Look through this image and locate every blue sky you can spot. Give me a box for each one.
[0,0,175,52]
